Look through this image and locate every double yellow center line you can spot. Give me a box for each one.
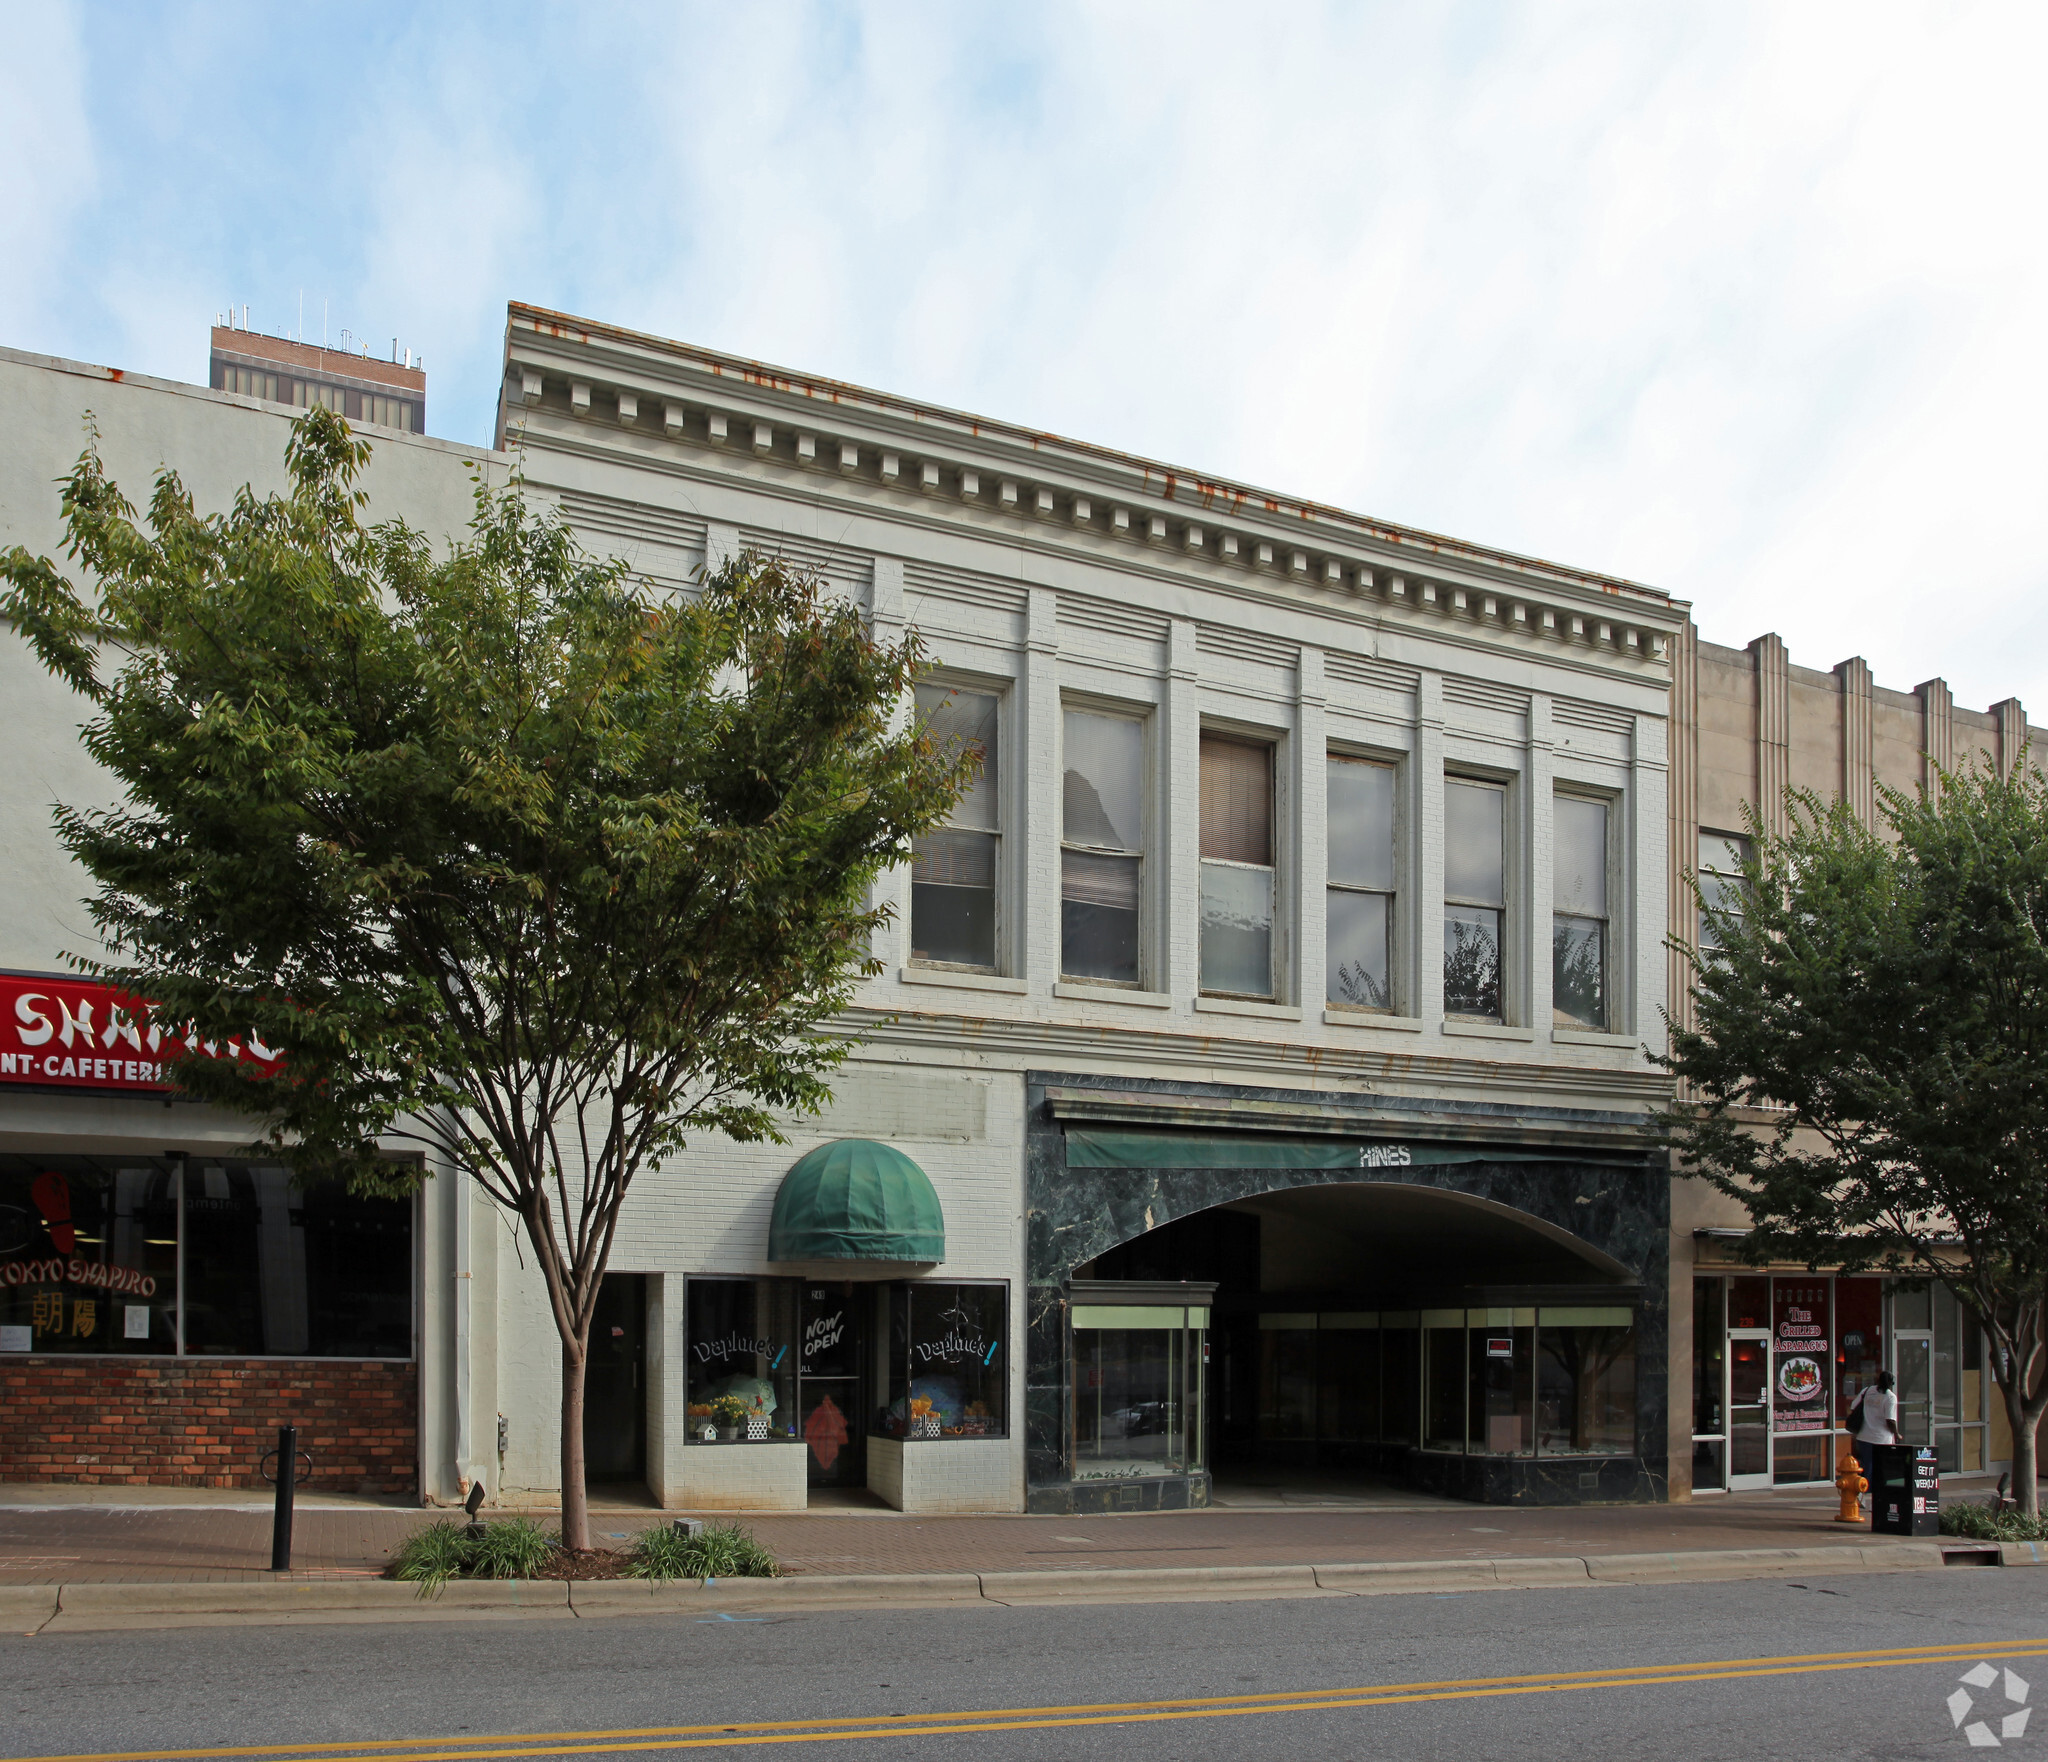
[14,1639,2045,1754]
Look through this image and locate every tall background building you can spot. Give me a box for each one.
[209,319,426,435]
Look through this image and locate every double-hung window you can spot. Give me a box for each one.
[1061,709,1145,985]
[1200,735,1275,997]
[1327,755,1396,1009]
[1443,778,1505,1021]
[1696,832,1750,953]
[910,684,1000,971]
[1552,794,1610,1029]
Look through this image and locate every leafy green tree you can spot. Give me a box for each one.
[1667,761,2048,1511]
[1,410,970,1549]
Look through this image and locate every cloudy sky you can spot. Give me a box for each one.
[6,3,2044,711]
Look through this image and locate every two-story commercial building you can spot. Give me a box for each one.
[463,305,1684,1514]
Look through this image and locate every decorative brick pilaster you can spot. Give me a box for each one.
[1751,633,1789,838]
[1917,677,1953,799]
[1836,655,1874,826]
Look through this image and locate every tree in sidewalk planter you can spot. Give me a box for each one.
[0,408,974,1552]
[1665,760,2048,1514]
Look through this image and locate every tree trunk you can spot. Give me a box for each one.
[2014,1400,2039,1521]
[1992,1335,2044,1519]
[560,1335,590,1553]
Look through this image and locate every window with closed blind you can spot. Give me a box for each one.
[1061,709,1145,985]
[911,683,1000,971]
[1200,735,1275,998]
[219,366,279,402]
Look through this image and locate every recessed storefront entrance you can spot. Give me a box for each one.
[584,1273,647,1486]
[798,1281,865,1490]
[1024,1074,1670,1513]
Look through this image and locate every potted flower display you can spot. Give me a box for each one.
[710,1393,751,1441]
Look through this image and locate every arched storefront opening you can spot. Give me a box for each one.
[1069,1183,1639,1506]
[1022,1072,1669,1513]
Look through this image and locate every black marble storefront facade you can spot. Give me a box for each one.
[1023,1071,1670,1514]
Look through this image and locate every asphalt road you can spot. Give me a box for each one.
[4,1569,2045,1760]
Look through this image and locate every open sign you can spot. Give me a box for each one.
[1485,1336,1513,1358]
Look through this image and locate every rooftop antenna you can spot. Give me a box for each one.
[297,289,304,343]
[322,299,328,352]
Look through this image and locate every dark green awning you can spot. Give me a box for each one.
[768,1139,945,1262]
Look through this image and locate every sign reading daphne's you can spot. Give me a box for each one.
[0,973,283,1093]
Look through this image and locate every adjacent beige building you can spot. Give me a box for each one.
[1666,626,2040,1496]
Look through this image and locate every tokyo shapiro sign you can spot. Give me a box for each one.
[0,973,283,1093]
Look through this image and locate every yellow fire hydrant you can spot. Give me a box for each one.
[1834,1433,1867,1523]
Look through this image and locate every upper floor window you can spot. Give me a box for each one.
[910,684,1000,971]
[1552,794,1610,1030]
[1200,735,1275,998]
[294,381,346,414]
[1327,755,1396,1010]
[1444,778,1505,1021]
[1697,832,1750,952]
[360,393,417,432]
[220,366,278,402]
[1061,709,1145,985]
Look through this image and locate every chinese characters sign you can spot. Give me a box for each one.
[0,973,282,1092]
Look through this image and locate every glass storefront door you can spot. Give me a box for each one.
[1894,1333,1933,1450]
[798,1282,865,1487]
[1727,1330,1772,1490]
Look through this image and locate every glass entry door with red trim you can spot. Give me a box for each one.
[1727,1330,1772,1490]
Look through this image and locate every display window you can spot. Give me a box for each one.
[1316,1315,1380,1442]
[1422,1310,1467,1451]
[884,1281,1007,1440]
[1256,1314,1317,1440]
[1072,1300,1205,1480]
[1692,1276,1727,1489]
[684,1278,798,1442]
[1534,1307,1636,1455]
[1468,1309,1536,1456]
[1234,1304,1636,1462]
[0,1155,412,1360]
[1771,1277,1831,1484]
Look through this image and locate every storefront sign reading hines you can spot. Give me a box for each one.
[0,974,283,1093]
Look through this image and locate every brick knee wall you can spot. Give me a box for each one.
[0,1357,418,1494]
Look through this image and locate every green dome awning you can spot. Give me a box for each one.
[767,1139,945,1262]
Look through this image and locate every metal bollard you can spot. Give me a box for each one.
[267,1424,300,1572]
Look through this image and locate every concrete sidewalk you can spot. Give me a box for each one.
[0,1480,2017,1586]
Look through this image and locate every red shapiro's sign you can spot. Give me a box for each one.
[0,973,284,1093]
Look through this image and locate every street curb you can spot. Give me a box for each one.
[1,1585,59,1628]
[14,1538,2022,1630]
[979,1565,1323,1604]
[568,1573,985,1615]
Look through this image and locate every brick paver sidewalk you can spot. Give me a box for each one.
[0,1480,1969,1586]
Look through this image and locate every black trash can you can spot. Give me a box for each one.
[1870,1444,1939,1536]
